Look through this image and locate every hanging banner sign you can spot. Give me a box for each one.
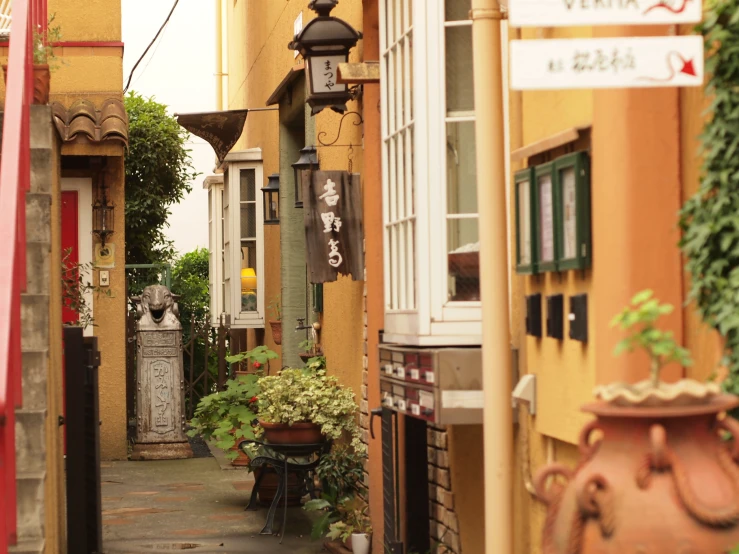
[510,36,703,91]
[304,170,364,283]
[509,0,702,26]
[176,109,248,165]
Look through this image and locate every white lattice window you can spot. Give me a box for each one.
[381,0,481,346]
[222,149,265,329]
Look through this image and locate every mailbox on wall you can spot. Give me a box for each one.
[378,345,483,425]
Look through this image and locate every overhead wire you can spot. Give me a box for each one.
[123,0,181,94]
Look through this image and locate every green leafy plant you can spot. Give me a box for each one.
[187,374,260,460]
[327,498,372,542]
[299,338,316,353]
[226,345,278,372]
[610,290,692,388]
[680,7,739,398]
[268,296,281,321]
[33,15,63,70]
[256,368,364,450]
[305,355,327,371]
[62,247,111,329]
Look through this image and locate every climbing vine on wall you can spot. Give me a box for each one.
[679,6,739,396]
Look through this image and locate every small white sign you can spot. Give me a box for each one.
[510,36,703,91]
[425,371,435,384]
[397,399,407,412]
[410,369,420,380]
[293,12,303,58]
[441,390,485,409]
[411,404,421,416]
[396,366,406,379]
[509,0,702,27]
[384,364,394,375]
[419,391,435,410]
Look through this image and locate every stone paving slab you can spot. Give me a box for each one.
[102,457,325,554]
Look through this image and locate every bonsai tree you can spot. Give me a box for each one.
[611,289,693,388]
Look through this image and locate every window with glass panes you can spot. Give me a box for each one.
[222,151,265,329]
[381,0,480,345]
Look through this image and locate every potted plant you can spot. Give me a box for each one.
[326,499,372,554]
[256,367,363,447]
[304,444,366,544]
[268,296,282,345]
[3,15,62,104]
[226,345,278,377]
[534,290,739,553]
[299,338,322,363]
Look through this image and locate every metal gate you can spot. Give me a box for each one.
[64,326,102,554]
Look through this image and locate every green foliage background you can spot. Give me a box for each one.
[124,91,199,293]
[679,8,739,397]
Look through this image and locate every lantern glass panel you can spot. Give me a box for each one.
[308,54,348,96]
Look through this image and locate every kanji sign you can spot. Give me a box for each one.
[509,0,702,27]
[510,36,703,91]
[304,171,364,283]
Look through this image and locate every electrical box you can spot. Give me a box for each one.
[378,345,482,425]
[569,294,588,343]
[546,294,564,340]
[526,294,542,338]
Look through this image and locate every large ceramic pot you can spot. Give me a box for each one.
[255,466,304,507]
[260,421,323,444]
[534,394,739,553]
[2,64,50,104]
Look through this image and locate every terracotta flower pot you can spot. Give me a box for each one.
[534,394,739,553]
[269,320,282,345]
[254,466,304,507]
[259,421,323,444]
[2,64,50,105]
[229,430,251,468]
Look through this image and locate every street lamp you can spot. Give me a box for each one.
[292,146,319,209]
[288,0,362,115]
[262,173,280,224]
[92,178,115,247]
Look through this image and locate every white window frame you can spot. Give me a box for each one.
[381,0,482,346]
[204,175,225,327]
[221,148,265,329]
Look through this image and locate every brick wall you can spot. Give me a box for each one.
[427,425,461,554]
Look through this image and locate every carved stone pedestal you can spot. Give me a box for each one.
[131,285,193,460]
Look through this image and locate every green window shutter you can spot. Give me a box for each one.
[514,167,538,275]
[554,151,591,271]
[534,162,558,273]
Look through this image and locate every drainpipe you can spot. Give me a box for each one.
[215,0,223,110]
[470,1,513,553]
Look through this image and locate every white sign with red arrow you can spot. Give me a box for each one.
[509,0,702,27]
[509,36,703,91]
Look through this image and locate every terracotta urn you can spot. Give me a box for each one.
[534,389,739,553]
[269,320,282,345]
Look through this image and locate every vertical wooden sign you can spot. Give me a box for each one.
[304,170,364,283]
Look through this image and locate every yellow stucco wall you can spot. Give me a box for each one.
[226,0,365,395]
[48,0,121,42]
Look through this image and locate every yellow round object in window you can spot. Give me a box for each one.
[241,268,257,291]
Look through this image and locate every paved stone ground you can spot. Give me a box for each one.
[101,453,325,554]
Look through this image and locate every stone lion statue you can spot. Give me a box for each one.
[132,285,180,327]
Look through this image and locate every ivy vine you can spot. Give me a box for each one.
[679,6,739,396]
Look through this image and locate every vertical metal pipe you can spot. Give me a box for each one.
[215,0,223,111]
[470,1,513,553]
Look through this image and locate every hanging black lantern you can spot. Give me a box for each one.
[262,173,280,224]
[288,0,362,115]
[92,178,115,247]
[292,146,319,209]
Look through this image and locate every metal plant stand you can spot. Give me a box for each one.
[241,440,331,543]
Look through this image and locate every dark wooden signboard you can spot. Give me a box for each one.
[304,170,364,283]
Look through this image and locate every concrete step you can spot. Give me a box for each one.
[14,471,45,542]
[20,294,49,353]
[15,409,47,474]
[21,351,49,411]
[8,538,45,554]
